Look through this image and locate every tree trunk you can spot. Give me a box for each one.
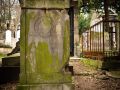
[104,0,114,50]
[104,0,109,20]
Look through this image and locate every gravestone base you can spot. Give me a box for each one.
[2,53,20,66]
[17,83,74,90]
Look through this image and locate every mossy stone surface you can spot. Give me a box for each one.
[20,9,71,84]
[18,1,73,90]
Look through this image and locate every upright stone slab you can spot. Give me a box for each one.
[17,0,74,90]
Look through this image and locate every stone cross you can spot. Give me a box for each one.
[17,0,74,90]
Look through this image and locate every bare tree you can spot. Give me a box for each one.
[0,0,18,31]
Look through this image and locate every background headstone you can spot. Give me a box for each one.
[5,30,11,46]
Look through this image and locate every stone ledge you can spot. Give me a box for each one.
[19,72,72,84]
[17,83,74,90]
[21,0,70,9]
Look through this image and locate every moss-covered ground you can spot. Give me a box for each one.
[79,58,120,78]
[0,53,5,59]
[79,58,102,70]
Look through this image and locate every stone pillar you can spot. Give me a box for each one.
[17,0,74,90]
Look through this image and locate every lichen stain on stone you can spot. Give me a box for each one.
[62,19,70,67]
[35,42,60,73]
[26,10,70,74]
[27,42,36,73]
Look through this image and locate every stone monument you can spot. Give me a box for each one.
[17,0,74,90]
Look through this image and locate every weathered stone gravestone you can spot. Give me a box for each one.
[17,0,74,90]
[16,29,20,42]
[5,30,12,46]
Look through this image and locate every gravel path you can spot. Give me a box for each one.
[70,59,120,90]
[74,76,120,90]
[0,82,17,90]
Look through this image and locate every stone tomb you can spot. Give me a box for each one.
[2,53,20,67]
[1,53,20,84]
[17,0,74,90]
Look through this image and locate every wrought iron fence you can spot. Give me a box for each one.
[82,20,120,60]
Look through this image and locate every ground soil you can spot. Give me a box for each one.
[0,60,120,90]
[71,60,120,90]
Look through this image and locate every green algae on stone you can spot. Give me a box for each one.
[26,72,72,84]
[25,42,72,83]
[36,42,55,73]
[19,9,27,84]
[27,42,61,73]
[20,10,37,83]
[62,20,70,68]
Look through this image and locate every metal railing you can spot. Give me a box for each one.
[82,20,120,60]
